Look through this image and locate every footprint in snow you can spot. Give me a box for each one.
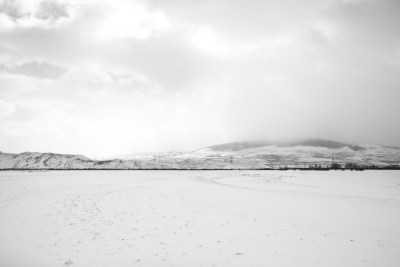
[64,259,73,265]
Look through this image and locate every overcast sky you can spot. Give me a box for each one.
[0,0,399,157]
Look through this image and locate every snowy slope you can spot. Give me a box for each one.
[1,170,400,267]
[1,139,399,169]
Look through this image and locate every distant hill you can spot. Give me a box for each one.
[1,139,399,169]
[208,139,364,152]
[0,151,93,169]
[208,141,272,151]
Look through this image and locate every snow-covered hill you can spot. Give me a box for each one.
[1,139,399,169]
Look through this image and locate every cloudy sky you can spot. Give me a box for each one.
[0,0,399,157]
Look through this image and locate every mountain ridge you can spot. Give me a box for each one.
[207,138,367,152]
[1,139,399,169]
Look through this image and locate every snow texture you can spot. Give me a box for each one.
[0,170,399,266]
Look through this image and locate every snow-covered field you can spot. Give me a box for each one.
[0,171,399,267]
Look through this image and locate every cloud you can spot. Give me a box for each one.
[36,0,70,21]
[0,60,66,79]
[0,0,399,156]
[93,0,170,40]
[0,0,76,29]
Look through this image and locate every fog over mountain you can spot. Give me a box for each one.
[1,0,400,158]
[208,139,365,152]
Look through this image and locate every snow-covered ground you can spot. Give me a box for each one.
[0,170,399,267]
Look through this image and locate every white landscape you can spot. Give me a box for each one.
[1,170,399,267]
[1,0,400,266]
